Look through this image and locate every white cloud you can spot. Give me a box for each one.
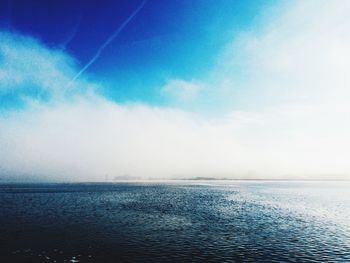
[0,31,95,101]
[157,0,350,178]
[0,99,250,181]
[2,0,350,181]
[214,0,350,110]
[160,79,205,104]
[0,32,247,181]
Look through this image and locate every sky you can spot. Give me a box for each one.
[1,0,350,181]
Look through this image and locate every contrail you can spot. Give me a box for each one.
[68,0,147,86]
[60,14,82,50]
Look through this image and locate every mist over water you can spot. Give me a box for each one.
[1,181,349,262]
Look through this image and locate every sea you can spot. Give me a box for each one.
[0,181,349,262]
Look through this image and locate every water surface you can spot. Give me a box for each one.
[0,181,349,262]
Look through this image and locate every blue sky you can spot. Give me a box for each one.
[1,0,350,181]
[0,0,273,107]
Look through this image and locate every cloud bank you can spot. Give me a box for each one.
[1,0,350,181]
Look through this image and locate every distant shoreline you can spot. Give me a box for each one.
[0,178,349,184]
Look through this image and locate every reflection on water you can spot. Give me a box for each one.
[0,181,349,262]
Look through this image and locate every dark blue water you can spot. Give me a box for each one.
[0,181,349,262]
